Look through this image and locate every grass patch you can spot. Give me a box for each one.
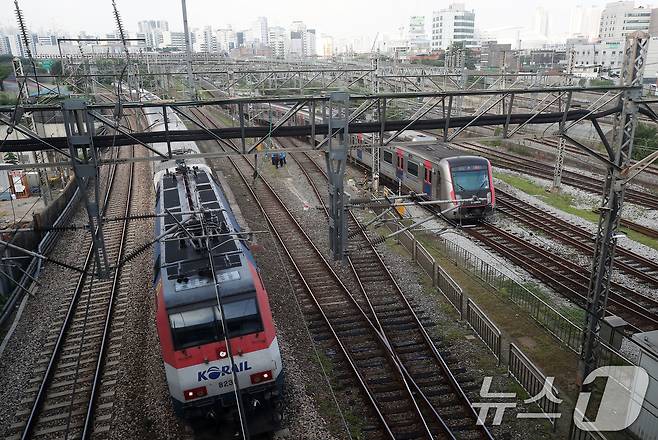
[495,172,658,251]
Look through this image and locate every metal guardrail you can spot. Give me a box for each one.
[568,412,610,440]
[437,265,464,319]
[508,342,560,430]
[435,237,583,353]
[467,298,502,364]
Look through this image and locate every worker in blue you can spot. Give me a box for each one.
[279,151,287,167]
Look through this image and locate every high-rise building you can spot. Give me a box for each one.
[534,7,549,38]
[138,20,169,33]
[0,35,11,55]
[304,29,316,57]
[194,26,217,52]
[251,17,269,45]
[431,3,476,50]
[216,27,236,53]
[408,16,430,53]
[321,34,334,58]
[36,35,57,46]
[599,1,652,41]
[268,26,288,58]
[289,21,316,57]
[161,31,187,50]
[137,20,168,49]
[9,33,38,57]
[569,5,603,40]
[290,30,303,57]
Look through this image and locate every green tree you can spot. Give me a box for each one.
[3,152,19,164]
[633,122,658,161]
[0,64,12,92]
[50,60,62,76]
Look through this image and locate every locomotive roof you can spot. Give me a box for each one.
[158,166,254,310]
[394,142,463,163]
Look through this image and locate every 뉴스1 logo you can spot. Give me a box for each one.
[574,365,649,431]
[472,365,650,431]
[197,361,252,382]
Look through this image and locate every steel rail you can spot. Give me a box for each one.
[495,189,658,288]
[290,143,494,439]
[191,108,446,439]
[19,110,137,439]
[19,146,124,440]
[81,143,134,438]
[465,223,658,331]
[338,145,657,333]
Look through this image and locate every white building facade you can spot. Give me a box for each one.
[599,1,652,41]
[572,40,624,70]
[408,16,430,53]
[431,2,476,50]
[268,26,288,58]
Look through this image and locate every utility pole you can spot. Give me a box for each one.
[551,48,575,192]
[577,32,648,385]
[181,0,198,100]
[371,56,381,193]
[326,92,349,260]
[62,100,111,278]
[13,0,52,205]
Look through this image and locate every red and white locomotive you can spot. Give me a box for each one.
[148,95,283,431]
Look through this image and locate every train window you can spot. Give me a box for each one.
[169,307,218,350]
[224,298,263,336]
[407,161,419,177]
[383,150,393,164]
[168,298,263,350]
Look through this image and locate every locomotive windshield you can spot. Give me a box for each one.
[451,164,490,192]
[168,297,263,350]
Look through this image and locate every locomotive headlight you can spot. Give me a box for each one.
[183,386,207,401]
[250,370,274,384]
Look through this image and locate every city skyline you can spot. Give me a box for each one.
[0,0,640,44]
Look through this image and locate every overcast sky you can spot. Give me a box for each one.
[0,0,633,41]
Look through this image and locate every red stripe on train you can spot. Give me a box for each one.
[156,261,277,370]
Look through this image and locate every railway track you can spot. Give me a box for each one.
[191,107,493,439]
[463,222,658,332]
[330,133,658,332]
[619,217,658,239]
[6,121,137,440]
[451,140,658,210]
[288,143,492,439]
[496,189,658,288]
[534,137,658,178]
